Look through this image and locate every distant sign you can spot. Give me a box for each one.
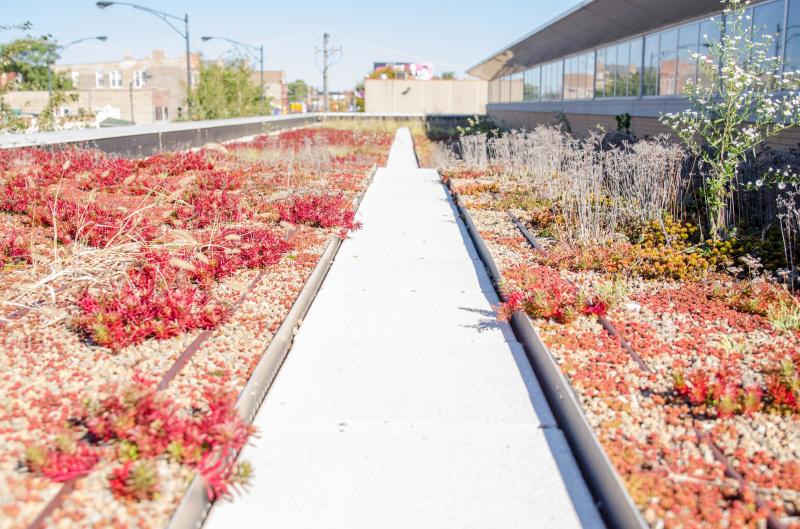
[373,62,434,81]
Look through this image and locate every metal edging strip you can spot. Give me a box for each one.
[163,164,378,529]
[445,179,647,529]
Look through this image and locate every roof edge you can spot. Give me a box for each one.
[467,0,595,79]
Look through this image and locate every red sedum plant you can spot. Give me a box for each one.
[75,253,228,351]
[24,438,100,483]
[279,193,362,236]
[0,230,30,268]
[81,383,254,500]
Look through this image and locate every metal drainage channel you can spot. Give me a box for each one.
[503,210,787,529]
[22,164,377,529]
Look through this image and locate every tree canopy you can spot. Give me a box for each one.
[187,60,271,120]
[287,79,309,103]
[0,36,73,90]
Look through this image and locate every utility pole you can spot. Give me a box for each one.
[316,32,341,112]
[129,80,134,123]
[184,13,192,120]
[322,33,329,112]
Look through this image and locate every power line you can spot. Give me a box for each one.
[328,31,466,71]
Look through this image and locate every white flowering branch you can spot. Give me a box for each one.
[660,0,800,239]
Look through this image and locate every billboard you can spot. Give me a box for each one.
[373,62,434,81]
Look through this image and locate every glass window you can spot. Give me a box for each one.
[541,64,549,100]
[523,67,540,101]
[109,70,123,88]
[753,1,784,59]
[643,34,659,95]
[564,56,577,99]
[699,16,722,55]
[577,53,586,98]
[581,52,595,98]
[70,71,79,87]
[629,38,642,96]
[510,71,524,102]
[595,47,607,97]
[787,0,800,72]
[598,44,627,97]
[541,60,563,100]
[553,60,563,100]
[604,45,617,96]
[659,29,678,95]
[540,66,548,101]
[677,22,699,93]
[95,70,104,88]
[563,52,594,100]
[698,16,722,88]
[133,70,146,88]
[615,42,630,96]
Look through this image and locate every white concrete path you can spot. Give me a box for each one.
[205,129,603,529]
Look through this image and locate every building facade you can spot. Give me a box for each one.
[249,70,288,114]
[54,49,201,123]
[4,89,155,126]
[468,0,800,146]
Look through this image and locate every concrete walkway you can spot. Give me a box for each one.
[205,129,603,529]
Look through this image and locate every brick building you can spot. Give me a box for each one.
[54,49,201,123]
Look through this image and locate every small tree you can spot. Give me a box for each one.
[354,81,365,112]
[660,0,800,239]
[287,79,309,103]
[187,60,270,120]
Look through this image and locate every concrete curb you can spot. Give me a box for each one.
[163,164,378,529]
[445,180,647,529]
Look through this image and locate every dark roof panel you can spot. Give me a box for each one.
[468,0,723,79]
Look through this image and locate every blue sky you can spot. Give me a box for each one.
[2,1,580,90]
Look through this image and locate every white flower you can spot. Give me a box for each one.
[756,179,763,187]
[778,182,787,190]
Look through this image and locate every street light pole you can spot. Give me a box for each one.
[184,13,192,119]
[201,36,265,106]
[47,36,107,97]
[260,45,264,103]
[96,2,192,120]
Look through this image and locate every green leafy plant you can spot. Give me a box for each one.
[615,112,632,134]
[553,109,572,135]
[187,60,271,121]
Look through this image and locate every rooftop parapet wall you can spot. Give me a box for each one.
[365,79,487,115]
[0,113,430,157]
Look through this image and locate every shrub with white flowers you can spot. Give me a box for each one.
[660,0,800,240]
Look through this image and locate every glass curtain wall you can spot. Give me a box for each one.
[488,0,788,104]
[523,66,541,101]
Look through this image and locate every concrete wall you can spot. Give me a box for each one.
[4,90,156,125]
[365,79,487,115]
